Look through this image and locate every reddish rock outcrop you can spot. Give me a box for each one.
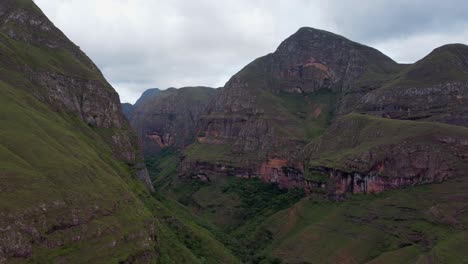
[259,159,304,189]
[188,27,401,189]
[304,114,468,199]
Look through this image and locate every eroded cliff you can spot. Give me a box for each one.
[0,0,155,262]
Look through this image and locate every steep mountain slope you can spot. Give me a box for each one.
[304,114,468,198]
[0,1,241,263]
[122,102,135,120]
[121,89,161,121]
[0,0,156,262]
[135,88,161,105]
[250,175,468,263]
[135,27,468,263]
[358,44,468,126]
[0,81,156,263]
[178,28,468,194]
[129,86,217,155]
[5,1,466,262]
[187,27,403,185]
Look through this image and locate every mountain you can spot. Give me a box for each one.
[0,1,239,263]
[183,27,400,185]
[0,0,155,261]
[121,89,161,121]
[129,86,217,155]
[135,88,161,106]
[121,102,134,119]
[2,1,467,262]
[358,44,468,126]
[176,28,468,194]
[136,27,468,262]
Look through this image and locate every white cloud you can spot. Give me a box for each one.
[34,0,468,103]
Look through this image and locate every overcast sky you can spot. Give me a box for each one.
[34,0,468,103]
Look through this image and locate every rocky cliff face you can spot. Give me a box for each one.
[0,1,155,262]
[304,114,468,199]
[129,87,217,155]
[0,0,154,182]
[180,28,468,197]
[189,28,399,181]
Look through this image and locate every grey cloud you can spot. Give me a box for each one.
[322,0,468,42]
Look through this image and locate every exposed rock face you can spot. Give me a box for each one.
[259,159,304,189]
[304,114,468,198]
[190,27,400,182]
[129,87,217,155]
[359,82,468,125]
[358,44,468,127]
[182,28,468,196]
[0,0,153,179]
[0,0,155,262]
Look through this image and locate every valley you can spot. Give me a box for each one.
[0,0,467,263]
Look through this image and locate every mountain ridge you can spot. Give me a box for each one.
[2,1,468,262]
[129,26,468,196]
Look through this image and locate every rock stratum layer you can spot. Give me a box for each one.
[183,28,468,197]
[129,28,468,198]
[0,0,155,262]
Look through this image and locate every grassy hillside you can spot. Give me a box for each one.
[149,112,468,263]
[306,113,468,171]
[0,1,240,262]
[147,140,468,263]
[0,80,155,262]
[146,150,304,262]
[254,175,468,263]
[384,44,468,89]
[0,75,240,264]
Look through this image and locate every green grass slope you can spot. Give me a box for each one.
[306,113,468,172]
[253,175,468,264]
[0,70,240,264]
[0,81,155,263]
[146,150,304,262]
[384,44,468,89]
[157,112,468,263]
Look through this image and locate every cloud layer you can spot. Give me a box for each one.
[34,0,468,103]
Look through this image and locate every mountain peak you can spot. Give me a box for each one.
[274,27,396,69]
[429,43,468,65]
[294,27,348,39]
[433,43,468,52]
[400,43,468,85]
[134,88,161,106]
[275,27,351,54]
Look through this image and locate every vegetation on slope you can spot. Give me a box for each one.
[0,81,155,263]
[383,44,468,89]
[256,175,468,263]
[306,113,468,171]
[146,150,305,263]
[147,143,468,263]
